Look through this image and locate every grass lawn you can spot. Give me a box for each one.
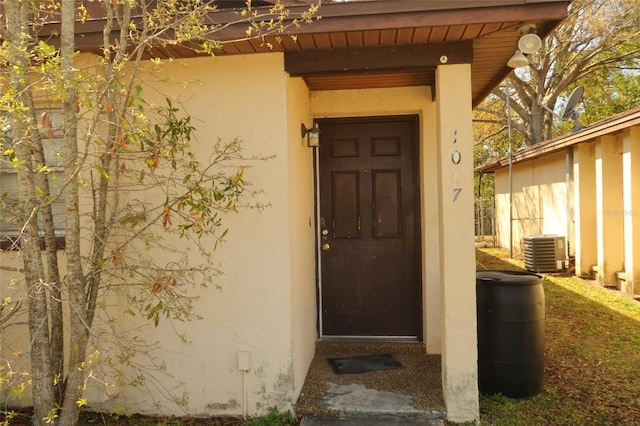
[475,248,640,426]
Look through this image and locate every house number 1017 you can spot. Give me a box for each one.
[451,150,461,165]
[452,130,462,202]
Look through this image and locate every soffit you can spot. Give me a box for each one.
[58,1,572,106]
[195,1,570,106]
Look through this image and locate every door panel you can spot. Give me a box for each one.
[332,171,360,238]
[319,116,421,338]
[373,169,401,237]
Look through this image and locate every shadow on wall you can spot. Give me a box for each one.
[508,182,568,254]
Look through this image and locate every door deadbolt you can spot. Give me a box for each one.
[321,229,329,236]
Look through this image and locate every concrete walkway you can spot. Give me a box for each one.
[295,342,447,426]
[299,381,446,426]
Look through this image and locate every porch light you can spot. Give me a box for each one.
[517,25,542,54]
[301,123,320,147]
[508,24,542,69]
[507,50,528,68]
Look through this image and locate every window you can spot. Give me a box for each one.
[1,109,66,250]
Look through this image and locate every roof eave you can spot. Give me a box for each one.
[476,107,640,173]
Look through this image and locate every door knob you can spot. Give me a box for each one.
[322,243,330,251]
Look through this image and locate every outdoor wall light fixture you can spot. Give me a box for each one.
[301,123,320,147]
[508,24,542,68]
[507,50,529,68]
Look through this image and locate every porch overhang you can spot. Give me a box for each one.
[214,0,571,107]
[37,0,571,107]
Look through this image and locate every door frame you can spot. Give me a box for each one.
[313,114,423,341]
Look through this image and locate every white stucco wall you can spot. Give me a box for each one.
[595,135,625,286]
[493,126,640,296]
[573,142,597,277]
[1,52,483,423]
[622,127,640,294]
[0,253,33,400]
[285,76,317,397]
[0,52,317,417]
[435,64,479,423]
[494,152,569,253]
[109,53,318,416]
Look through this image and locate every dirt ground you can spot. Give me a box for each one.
[2,408,273,425]
[3,341,442,425]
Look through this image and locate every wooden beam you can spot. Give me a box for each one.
[285,42,472,76]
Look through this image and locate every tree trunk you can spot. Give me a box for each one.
[25,98,65,406]
[529,103,546,145]
[57,0,88,424]
[4,2,57,424]
[16,155,56,425]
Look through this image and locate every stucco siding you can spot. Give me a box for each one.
[489,119,640,296]
[595,135,625,286]
[494,151,568,253]
[1,53,482,424]
[155,53,294,416]
[435,64,479,423]
[92,53,301,417]
[622,127,640,293]
[574,143,597,277]
[285,76,317,398]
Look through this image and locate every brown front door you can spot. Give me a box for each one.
[318,116,421,339]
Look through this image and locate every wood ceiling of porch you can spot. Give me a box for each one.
[195,1,571,106]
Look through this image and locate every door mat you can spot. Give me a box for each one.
[327,354,404,375]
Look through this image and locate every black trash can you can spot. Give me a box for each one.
[476,270,545,398]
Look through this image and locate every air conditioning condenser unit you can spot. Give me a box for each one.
[523,235,566,273]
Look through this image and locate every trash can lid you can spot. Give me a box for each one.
[476,270,542,286]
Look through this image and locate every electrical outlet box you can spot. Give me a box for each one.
[238,350,251,371]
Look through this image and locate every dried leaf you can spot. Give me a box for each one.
[162,206,172,227]
[151,275,173,293]
[146,154,159,173]
[40,112,54,138]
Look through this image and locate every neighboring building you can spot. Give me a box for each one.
[0,1,572,423]
[476,107,640,295]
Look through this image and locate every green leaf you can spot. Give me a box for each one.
[95,165,109,179]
